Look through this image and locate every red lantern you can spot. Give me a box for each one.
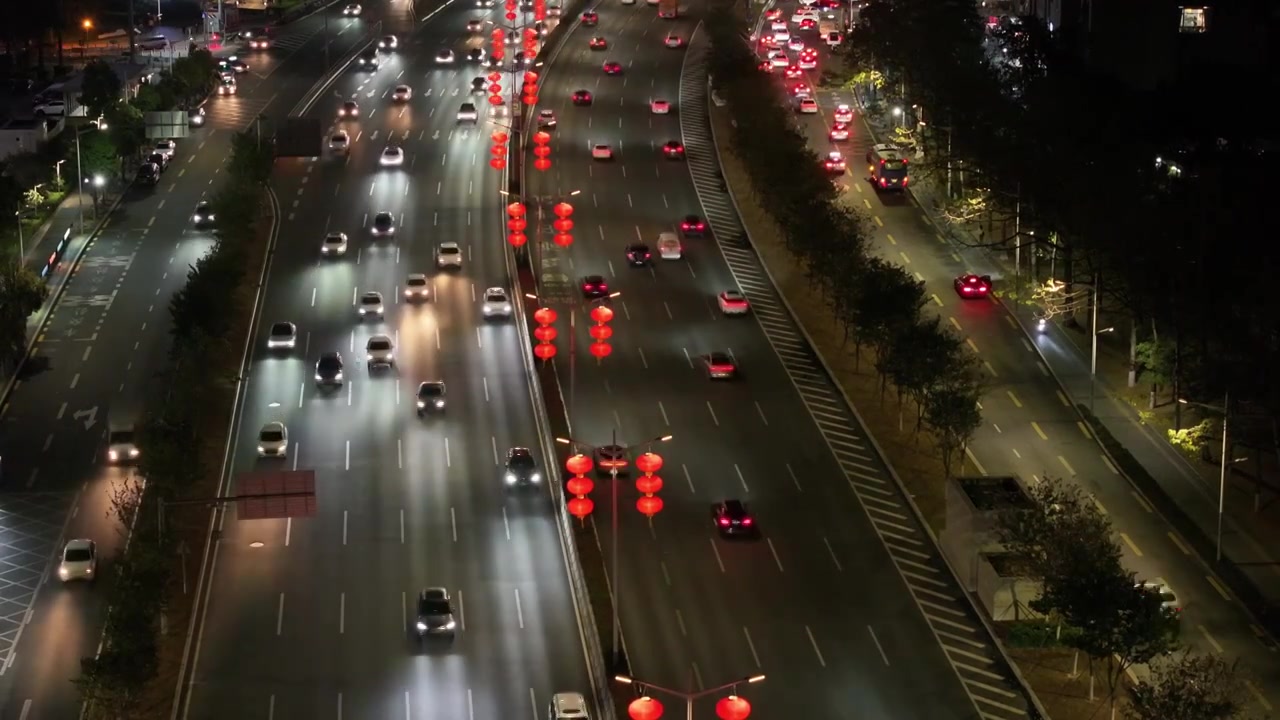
[636,496,664,516]
[628,696,664,720]
[488,71,503,82]
[523,94,538,106]
[534,307,557,325]
[636,452,663,474]
[590,305,614,323]
[565,453,594,475]
[534,343,557,360]
[505,10,517,19]
[535,158,552,171]
[566,477,594,496]
[507,217,526,232]
[535,8,545,19]
[552,231,571,246]
[715,696,751,720]
[553,218,574,232]
[524,71,539,84]
[492,145,509,157]
[534,325,557,342]
[490,157,507,170]
[533,145,551,159]
[489,82,503,94]
[489,94,504,106]
[590,341,612,359]
[523,27,537,38]
[589,324,613,341]
[492,27,505,38]
[553,202,574,217]
[507,201,525,217]
[508,232,528,247]
[492,131,509,144]
[635,474,663,494]
[567,496,594,519]
[533,131,552,145]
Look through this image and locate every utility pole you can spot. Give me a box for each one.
[127,0,136,62]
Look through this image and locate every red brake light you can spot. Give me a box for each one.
[718,517,730,526]
[743,518,753,525]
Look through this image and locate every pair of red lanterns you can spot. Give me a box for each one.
[490,130,508,171]
[533,306,558,361]
[589,303,613,361]
[627,694,753,720]
[565,452,594,519]
[634,451,663,516]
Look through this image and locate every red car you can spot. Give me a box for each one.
[798,18,816,30]
[603,61,623,75]
[790,82,811,97]
[783,65,802,79]
[588,36,608,50]
[954,274,993,298]
[572,89,593,105]
[581,10,598,24]
[758,61,774,73]
[764,8,782,20]
[663,140,685,159]
[829,122,850,141]
[680,214,707,236]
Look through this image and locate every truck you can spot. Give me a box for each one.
[658,0,677,19]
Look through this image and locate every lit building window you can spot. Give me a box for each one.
[1178,7,1208,33]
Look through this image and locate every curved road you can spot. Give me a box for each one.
[527,2,1032,718]
[181,2,595,719]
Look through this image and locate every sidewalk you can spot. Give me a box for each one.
[863,109,1280,638]
[2,188,122,406]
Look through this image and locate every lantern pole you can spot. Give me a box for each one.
[558,433,672,666]
[615,673,766,720]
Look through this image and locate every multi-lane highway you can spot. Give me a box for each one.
[180,3,597,719]
[527,2,1037,717]
[770,0,1279,707]
[0,3,417,718]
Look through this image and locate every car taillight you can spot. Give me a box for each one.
[743,518,753,525]
[718,517,730,526]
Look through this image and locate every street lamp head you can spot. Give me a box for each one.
[891,106,902,116]
[92,175,105,187]
[82,18,93,30]
[615,674,634,684]
[525,292,539,300]
[555,437,572,445]
[568,189,582,196]
[1098,327,1115,335]
[746,674,766,683]
[657,435,673,443]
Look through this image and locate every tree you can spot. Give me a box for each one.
[923,377,981,477]
[66,128,119,179]
[995,477,1119,585]
[1128,651,1256,720]
[0,260,49,368]
[1072,573,1180,708]
[228,130,275,187]
[79,59,122,120]
[883,315,965,429]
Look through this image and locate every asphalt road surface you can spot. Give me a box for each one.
[765,0,1279,708]
[179,3,596,719]
[526,2,1035,718]
[0,3,414,718]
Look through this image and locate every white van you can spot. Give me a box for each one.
[137,34,170,51]
[548,692,590,719]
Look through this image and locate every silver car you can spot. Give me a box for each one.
[322,232,348,256]
[414,587,457,639]
[358,291,385,318]
[436,242,463,269]
[365,334,395,368]
[482,287,512,318]
[267,321,297,349]
[404,273,430,301]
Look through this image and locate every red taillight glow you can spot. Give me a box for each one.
[743,518,753,525]
[718,517,730,526]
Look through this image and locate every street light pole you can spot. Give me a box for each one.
[1088,282,1113,411]
[74,130,86,234]
[1217,391,1229,562]
[14,210,23,260]
[615,672,766,720]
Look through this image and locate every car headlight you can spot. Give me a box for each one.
[531,472,542,482]
[435,400,445,408]
[129,448,140,457]
[444,620,456,630]
[505,473,516,484]
[359,308,367,314]
[108,450,119,461]
[416,621,427,631]
[257,445,265,453]
[335,372,343,380]
[315,373,323,381]
[483,306,493,314]
[502,304,512,313]
[367,354,374,360]
[417,400,426,408]
[58,567,69,579]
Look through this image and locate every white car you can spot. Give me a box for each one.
[718,290,750,315]
[154,140,177,158]
[328,131,350,152]
[592,144,614,160]
[797,98,819,114]
[106,426,139,463]
[788,38,805,52]
[773,29,791,43]
[791,9,816,22]
[34,99,66,116]
[342,3,362,14]
[217,78,237,95]
[392,84,412,101]
[404,273,430,300]
[378,34,398,50]
[650,99,671,114]
[482,287,513,318]
[322,232,348,256]
[798,56,817,70]
[358,291,385,318]
[770,20,787,31]
[769,53,790,68]
[257,422,288,457]
[436,242,463,269]
[466,19,484,32]
[825,31,843,47]
[550,693,590,720]
[380,145,405,166]
[457,102,479,122]
[621,0,635,5]
[657,232,682,259]
[366,334,395,368]
[267,321,297,349]
[664,34,684,48]
[58,539,97,583]
[436,49,455,64]
[833,103,853,123]
[538,109,557,127]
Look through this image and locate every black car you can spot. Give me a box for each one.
[593,444,628,476]
[680,214,708,237]
[147,151,169,170]
[138,162,161,186]
[504,447,541,488]
[470,76,487,94]
[414,587,457,640]
[467,48,485,63]
[416,381,447,414]
[315,352,344,386]
[192,200,215,226]
[358,50,379,69]
[580,274,608,299]
[625,243,652,267]
[711,499,758,538]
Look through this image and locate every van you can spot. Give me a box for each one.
[866,143,909,191]
[106,422,140,463]
[137,34,169,50]
[548,692,589,719]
